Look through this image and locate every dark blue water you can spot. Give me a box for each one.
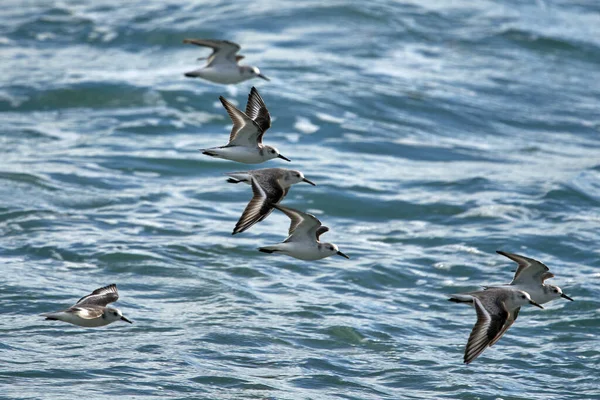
[2,0,600,399]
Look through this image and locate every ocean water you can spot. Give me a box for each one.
[1,0,600,398]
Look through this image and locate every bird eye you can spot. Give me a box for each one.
[521,295,526,299]
[554,289,559,293]
[114,312,118,316]
[271,150,276,154]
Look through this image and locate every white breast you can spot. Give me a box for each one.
[197,67,246,84]
[55,312,113,327]
[212,146,266,164]
[510,284,554,305]
[278,242,329,261]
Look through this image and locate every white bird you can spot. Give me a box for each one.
[227,170,316,235]
[183,39,269,84]
[487,251,574,305]
[258,204,349,261]
[449,288,543,364]
[201,87,290,164]
[41,284,132,327]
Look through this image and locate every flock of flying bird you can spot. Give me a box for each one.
[41,39,573,365]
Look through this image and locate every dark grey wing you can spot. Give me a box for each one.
[489,307,519,347]
[76,284,119,307]
[273,204,322,241]
[315,226,329,240]
[68,306,105,319]
[245,87,271,139]
[183,39,241,65]
[273,203,304,236]
[220,96,261,146]
[497,251,554,285]
[232,177,278,235]
[463,297,508,364]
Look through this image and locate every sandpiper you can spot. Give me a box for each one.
[41,284,132,327]
[258,204,349,261]
[449,288,543,364]
[227,170,315,235]
[487,251,574,305]
[183,39,269,84]
[201,87,289,164]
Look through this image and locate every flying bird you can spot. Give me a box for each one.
[183,39,269,84]
[449,288,543,364]
[259,204,349,261]
[201,87,289,164]
[486,251,574,305]
[227,169,315,235]
[41,284,132,327]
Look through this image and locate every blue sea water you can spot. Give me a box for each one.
[1,0,600,398]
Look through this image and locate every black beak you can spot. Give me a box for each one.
[337,251,350,259]
[277,154,291,162]
[561,293,574,301]
[258,74,270,81]
[302,178,316,186]
[121,316,133,324]
[529,300,544,309]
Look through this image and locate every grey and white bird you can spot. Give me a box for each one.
[183,39,269,84]
[201,87,290,164]
[41,284,132,328]
[258,204,349,261]
[227,169,316,235]
[449,287,543,364]
[487,251,574,305]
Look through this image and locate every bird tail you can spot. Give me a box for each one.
[448,294,474,304]
[41,312,60,321]
[225,172,250,184]
[258,246,279,254]
[201,149,218,157]
[184,71,201,78]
